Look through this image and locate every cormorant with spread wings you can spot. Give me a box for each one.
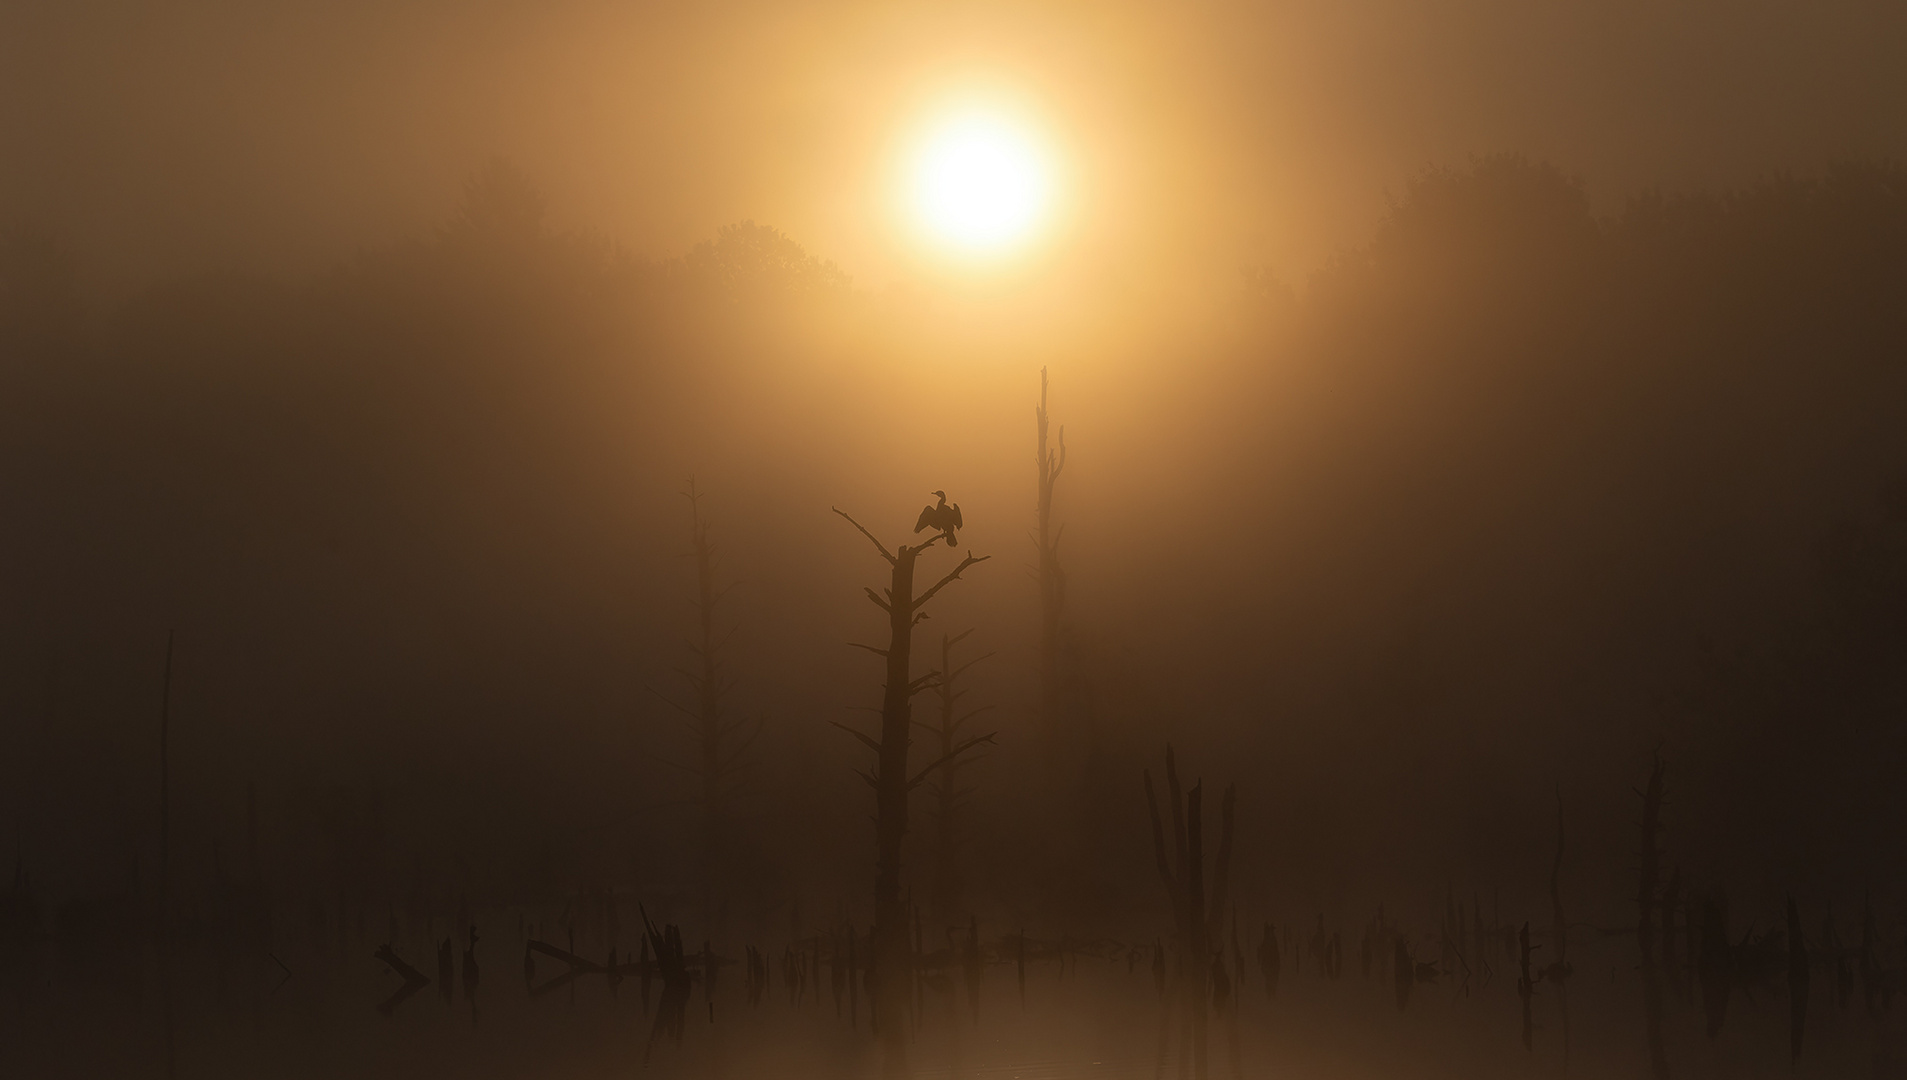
[914,490,963,546]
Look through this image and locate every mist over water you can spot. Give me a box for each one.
[6,2,1907,1077]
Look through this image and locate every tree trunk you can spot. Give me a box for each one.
[834,508,989,1079]
[691,492,723,939]
[1636,754,1664,967]
[934,634,959,918]
[871,545,920,1074]
[1035,368,1066,761]
[1143,747,1233,1080]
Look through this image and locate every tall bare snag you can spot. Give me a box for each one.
[833,505,990,1077]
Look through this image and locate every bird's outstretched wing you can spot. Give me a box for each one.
[915,505,936,533]
[949,503,963,529]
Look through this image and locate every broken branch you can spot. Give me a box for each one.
[912,552,992,609]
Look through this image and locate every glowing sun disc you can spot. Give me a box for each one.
[906,109,1054,255]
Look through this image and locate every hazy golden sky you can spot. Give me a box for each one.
[5,0,1905,293]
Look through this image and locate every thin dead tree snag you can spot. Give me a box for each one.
[915,629,994,921]
[1636,751,1666,967]
[1636,753,1671,1080]
[649,480,763,939]
[1035,368,1067,761]
[832,505,990,1078]
[1143,745,1236,1080]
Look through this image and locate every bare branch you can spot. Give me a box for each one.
[642,684,698,719]
[724,722,767,763]
[955,704,998,726]
[833,508,897,565]
[828,721,882,756]
[911,552,991,610]
[637,749,698,775]
[863,587,892,612]
[847,642,890,658]
[904,531,949,557]
[951,652,996,681]
[907,732,997,789]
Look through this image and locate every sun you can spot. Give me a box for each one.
[904,106,1056,258]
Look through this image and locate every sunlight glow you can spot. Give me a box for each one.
[905,107,1055,257]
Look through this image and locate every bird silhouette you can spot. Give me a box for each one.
[914,490,963,546]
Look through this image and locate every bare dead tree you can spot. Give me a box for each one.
[1547,790,1574,1068]
[1637,755,1671,1080]
[1549,791,1569,980]
[1788,895,1810,1064]
[1143,746,1236,1080]
[1035,368,1067,759]
[648,480,763,939]
[915,629,994,921]
[832,507,990,1077]
[158,632,177,1080]
[1636,751,1666,966]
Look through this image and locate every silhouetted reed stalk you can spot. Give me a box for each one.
[832,507,990,1078]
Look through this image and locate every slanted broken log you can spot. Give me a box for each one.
[376,942,430,986]
[375,943,431,1016]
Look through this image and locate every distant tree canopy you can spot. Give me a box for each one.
[670,219,851,303]
[440,158,551,250]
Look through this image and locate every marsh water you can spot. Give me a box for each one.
[5,921,1901,1079]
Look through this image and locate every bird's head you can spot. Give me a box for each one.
[931,490,947,499]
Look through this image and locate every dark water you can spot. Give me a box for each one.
[4,929,1902,1078]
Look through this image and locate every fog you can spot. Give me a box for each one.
[9,0,1907,293]
[4,2,1907,1078]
